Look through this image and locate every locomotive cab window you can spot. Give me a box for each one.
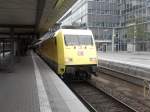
[64,35,93,46]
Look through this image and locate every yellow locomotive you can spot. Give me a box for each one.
[37,29,97,79]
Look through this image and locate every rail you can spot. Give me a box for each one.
[98,65,150,97]
[71,81,137,112]
[87,82,138,112]
[69,84,97,112]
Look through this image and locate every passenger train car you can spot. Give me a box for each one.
[37,29,97,79]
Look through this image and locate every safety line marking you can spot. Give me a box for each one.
[31,52,52,112]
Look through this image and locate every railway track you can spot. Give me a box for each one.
[70,81,137,112]
[94,66,150,112]
[97,65,149,86]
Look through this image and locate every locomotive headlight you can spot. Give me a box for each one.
[89,57,97,62]
[65,57,73,63]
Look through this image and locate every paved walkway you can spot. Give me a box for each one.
[0,51,89,112]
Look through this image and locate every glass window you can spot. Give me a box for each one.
[64,35,93,46]
[64,35,79,46]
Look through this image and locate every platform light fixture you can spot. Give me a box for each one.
[54,0,65,9]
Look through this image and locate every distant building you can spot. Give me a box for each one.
[119,0,150,52]
[58,0,150,52]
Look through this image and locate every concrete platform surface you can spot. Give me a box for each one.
[0,51,89,112]
[98,52,150,85]
[98,52,150,69]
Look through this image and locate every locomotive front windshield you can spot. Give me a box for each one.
[64,35,93,46]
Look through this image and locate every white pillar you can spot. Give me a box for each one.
[133,25,136,52]
[112,28,115,52]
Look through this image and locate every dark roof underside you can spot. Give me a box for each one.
[0,0,76,36]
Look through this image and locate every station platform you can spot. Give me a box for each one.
[0,51,89,112]
[98,52,150,85]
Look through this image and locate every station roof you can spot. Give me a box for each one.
[0,0,76,36]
